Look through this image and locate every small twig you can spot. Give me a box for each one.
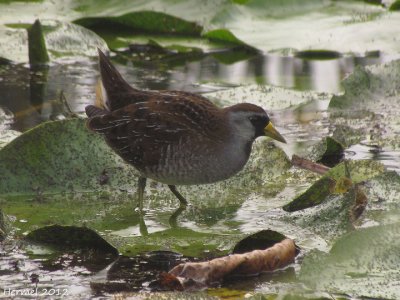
[291,154,330,175]
[59,90,78,117]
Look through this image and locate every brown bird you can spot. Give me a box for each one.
[86,50,286,209]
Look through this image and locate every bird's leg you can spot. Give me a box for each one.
[137,176,147,211]
[168,185,188,205]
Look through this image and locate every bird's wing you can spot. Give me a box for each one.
[86,96,226,169]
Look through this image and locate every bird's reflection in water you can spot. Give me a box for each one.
[138,203,187,236]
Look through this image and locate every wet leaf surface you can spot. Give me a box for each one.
[25,225,119,256]
[0,118,138,194]
[300,222,400,299]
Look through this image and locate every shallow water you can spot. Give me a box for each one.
[0,50,399,298]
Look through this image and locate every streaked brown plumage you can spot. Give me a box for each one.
[86,50,286,208]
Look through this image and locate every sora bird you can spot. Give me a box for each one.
[86,50,286,210]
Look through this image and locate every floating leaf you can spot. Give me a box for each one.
[283,177,336,212]
[0,20,108,63]
[390,0,400,10]
[300,223,400,299]
[324,159,385,183]
[308,136,345,167]
[74,11,203,36]
[329,60,400,111]
[283,159,383,212]
[25,224,119,255]
[27,19,49,65]
[0,118,137,195]
[203,29,255,50]
[207,84,330,110]
[2,0,400,57]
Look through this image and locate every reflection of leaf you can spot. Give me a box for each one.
[118,227,244,257]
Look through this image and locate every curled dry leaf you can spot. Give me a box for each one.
[166,238,296,290]
[349,184,368,225]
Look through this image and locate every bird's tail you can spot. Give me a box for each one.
[97,49,138,111]
[85,105,107,118]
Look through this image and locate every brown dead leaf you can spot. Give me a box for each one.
[349,184,368,224]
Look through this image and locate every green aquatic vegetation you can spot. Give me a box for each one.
[26,224,119,255]
[1,0,400,63]
[27,19,49,65]
[300,222,400,299]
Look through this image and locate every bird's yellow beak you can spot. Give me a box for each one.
[264,122,286,143]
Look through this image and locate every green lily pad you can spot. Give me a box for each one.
[285,167,398,244]
[27,19,49,65]
[206,84,330,110]
[283,159,384,212]
[3,0,399,62]
[300,222,400,299]
[74,11,202,36]
[25,224,119,255]
[0,118,137,195]
[330,125,364,148]
[203,28,255,50]
[390,0,400,10]
[329,60,400,111]
[282,177,336,212]
[328,59,400,151]
[307,136,345,167]
[0,20,108,63]
[324,159,385,183]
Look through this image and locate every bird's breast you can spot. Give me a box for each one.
[143,137,251,185]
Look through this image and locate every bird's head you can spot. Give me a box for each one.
[225,103,286,143]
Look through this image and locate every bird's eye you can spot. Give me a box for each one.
[249,116,257,122]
